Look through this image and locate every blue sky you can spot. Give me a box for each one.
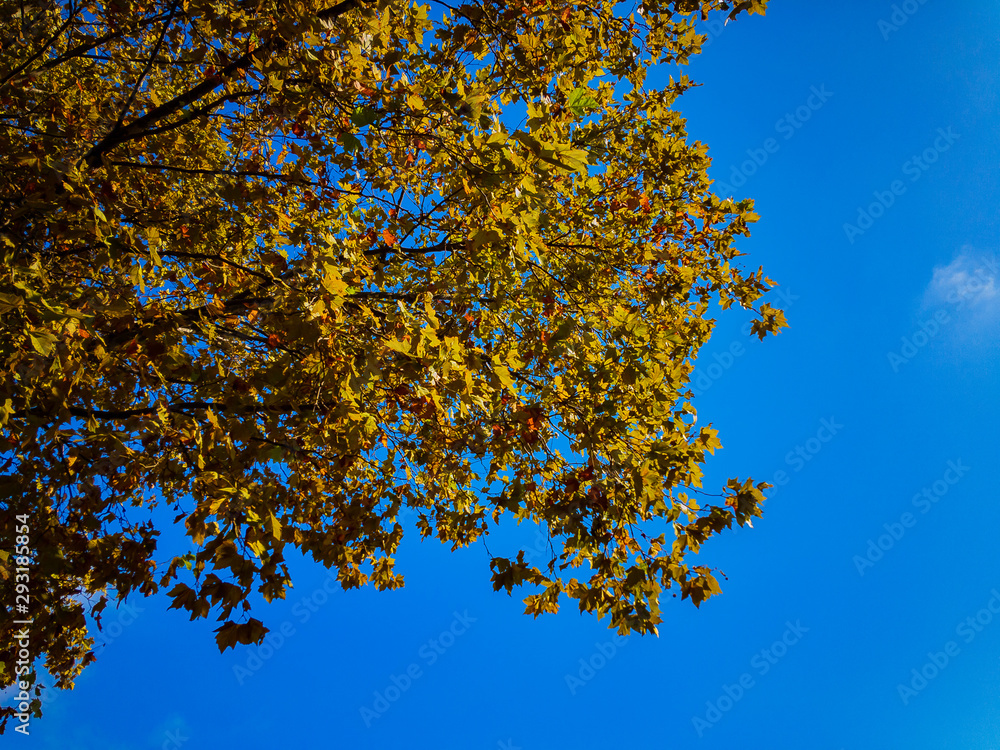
[8,2,1000,748]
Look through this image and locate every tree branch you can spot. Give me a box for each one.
[35,12,175,76]
[109,160,319,185]
[0,3,78,90]
[109,0,181,133]
[13,400,327,421]
[80,0,367,169]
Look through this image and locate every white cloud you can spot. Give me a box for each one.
[923,248,999,315]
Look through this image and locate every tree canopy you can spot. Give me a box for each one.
[0,0,780,728]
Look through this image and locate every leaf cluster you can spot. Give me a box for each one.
[0,0,776,728]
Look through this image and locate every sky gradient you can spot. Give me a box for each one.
[6,2,1000,748]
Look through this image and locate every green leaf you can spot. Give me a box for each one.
[567,87,598,115]
[547,319,575,346]
[28,330,57,355]
[340,132,363,153]
[0,292,23,313]
[351,106,377,127]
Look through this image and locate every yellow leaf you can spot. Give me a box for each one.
[323,270,348,295]
[492,357,516,394]
[384,336,411,354]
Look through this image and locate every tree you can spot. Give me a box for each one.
[0,0,781,729]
